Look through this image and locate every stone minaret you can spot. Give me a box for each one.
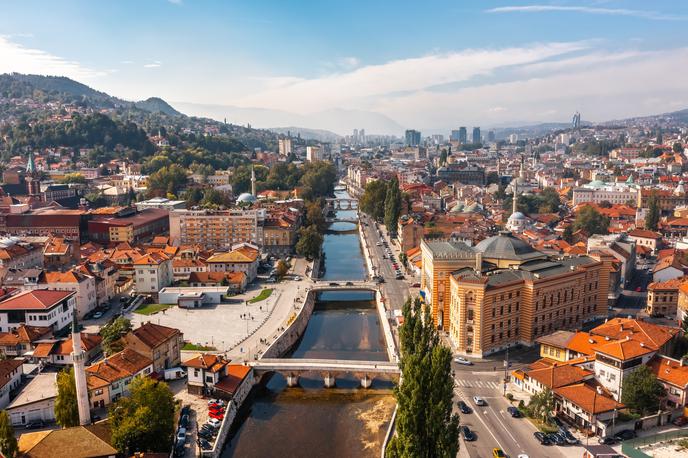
[512,178,518,216]
[71,313,91,425]
[251,165,256,196]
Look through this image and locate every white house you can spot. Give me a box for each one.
[7,372,57,426]
[0,290,75,333]
[0,359,23,409]
[133,252,173,294]
[205,243,259,282]
[182,353,229,396]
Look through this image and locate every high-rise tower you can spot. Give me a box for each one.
[71,313,91,425]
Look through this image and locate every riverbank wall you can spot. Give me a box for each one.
[262,289,316,358]
[358,222,374,279]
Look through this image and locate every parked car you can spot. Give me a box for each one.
[25,420,45,429]
[461,425,476,441]
[492,448,507,458]
[207,399,225,407]
[473,396,486,406]
[207,418,222,429]
[561,429,579,445]
[454,356,473,366]
[345,282,354,286]
[411,282,420,288]
[198,429,214,441]
[199,438,212,450]
[547,432,565,446]
[598,436,616,445]
[209,411,224,421]
[507,406,521,418]
[179,414,189,428]
[176,428,187,445]
[533,431,551,445]
[458,400,472,414]
[396,274,405,280]
[329,282,339,286]
[673,416,688,426]
[92,311,104,319]
[180,405,190,417]
[173,444,185,457]
[614,429,636,441]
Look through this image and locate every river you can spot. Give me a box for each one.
[222,189,395,458]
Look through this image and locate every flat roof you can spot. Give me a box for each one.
[8,373,57,409]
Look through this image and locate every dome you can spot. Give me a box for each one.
[475,231,546,261]
[236,192,257,204]
[588,180,606,188]
[449,202,465,213]
[464,202,483,213]
[509,211,526,220]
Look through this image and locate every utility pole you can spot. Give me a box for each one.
[503,345,510,397]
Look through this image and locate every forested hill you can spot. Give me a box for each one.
[0,73,279,159]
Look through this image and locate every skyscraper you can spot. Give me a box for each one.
[405,129,421,146]
[450,129,460,141]
[458,127,467,144]
[572,112,581,130]
[472,127,481,144]
[488,130,496,142]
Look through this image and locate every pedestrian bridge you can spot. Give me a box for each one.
[249,358,400,388]
[325,216,359,224]
[310,281,378,291]
[325,197,359,210]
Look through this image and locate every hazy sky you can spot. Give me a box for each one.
[1,0,687,130]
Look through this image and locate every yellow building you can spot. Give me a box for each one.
[647,278,683,317]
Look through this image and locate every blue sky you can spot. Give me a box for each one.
[1,0,687,132]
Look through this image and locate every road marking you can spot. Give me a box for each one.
[463,393,507,452]
[490,406,520,448]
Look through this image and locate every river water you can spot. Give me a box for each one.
[223,189,395,458]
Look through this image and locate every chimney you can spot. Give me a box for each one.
[596,386,603,395]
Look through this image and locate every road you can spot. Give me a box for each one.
[359,214,411,312]
[452,363,570,458]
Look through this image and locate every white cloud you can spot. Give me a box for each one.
[238,41,590,112]
[0,36,105,79]
[486,5,686,21]
[143,61,162,68]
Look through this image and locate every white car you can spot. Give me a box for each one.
[473,396,486,406]
[454,356,473,366]
[207,418,222,428]
[517,455,529,458]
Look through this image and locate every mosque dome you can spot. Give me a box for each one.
[475,231,545,262]
[236,192,257,204]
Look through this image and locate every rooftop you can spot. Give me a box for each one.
[8,372,57,409]
[0,289,74,311]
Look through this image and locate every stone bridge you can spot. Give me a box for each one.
[325,216,359,224]
[310,281,378,291]
[249,358,400,388]
[325,197,359,210]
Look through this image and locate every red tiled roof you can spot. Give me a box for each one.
[0,290,74,311]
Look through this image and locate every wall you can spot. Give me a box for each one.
[375,290,399,363]
[201,400,238,458]
[262,290,316,358]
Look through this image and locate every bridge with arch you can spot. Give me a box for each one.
[325,197,359,211]
[248,358,400,388]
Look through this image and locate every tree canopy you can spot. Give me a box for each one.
[621,366,664,415]
[55,367,79,428]
[645,192,660,231]
[146,164,188,198]
[386,297,460,458]
[573,206,609,235]
[110,377,175,455]
[295,225,324,260]
[100,317,133,356]
[0,410,17,458]
[384,176,402,235]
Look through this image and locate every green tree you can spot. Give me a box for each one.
[645,192,660,231]
[55,368,79,428]
[100,317,132,356]
[59,172,86,184]
[621,366,665,415]
[384,177,402,236]
[110,377,175,455]
[299,161,337,199]
[305,200,327,231]
[275,260,290,278]
[295,225,324,260]
[674,142,685,154]
[573,206,609,235]
[386,297,460,458]
[439,149,448,165]
[399,252,408,267]
[528,387,555,424]
[0,410,17,458]
[359,180,388,221]
[146,164,188,198]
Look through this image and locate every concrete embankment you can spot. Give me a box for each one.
[262,289,316,358]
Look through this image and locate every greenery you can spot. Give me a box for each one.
[296,224,324,259]
[527,387,555,424]
[386,297,460,458]
[573,139,619,157]
[305,200,327,231]
[146,164,188,198]
[181,343,216,351]
[503,187,562,214]
[100,316,133,355]
[275,260,290,278]
[384,176,402,236]
[621,366,665,415]
[110,377,175,455]
[299,161,337,199]
[360,180,389,221]
[59,172,86,184]
[573,205,609,235]
[0,410,17,458]
[55,368,79,428]
[645,192,660,231]
[248,288,274,304]
[133,303,174,316]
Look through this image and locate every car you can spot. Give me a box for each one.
[411,282,420,288]
[517,455,529,458]
[396,274,405,280]
[176,428,187,445]
[198,429,214,441]
[673,416,688,426]
[598,436,616,445]
[473,396,486,406]
[209,407,225,415]
[461,425,476,441]
[206,419,222,429]
[377,277,385,283]
[209,411,224,421]
[454,356,473,366]
[458,400,472,414]
[614,429,636,441]
[92,311,104,319]
[199,438,212,450]
[200,425,216,436]
[547,432,565,446]
[329,282,340,286]
[180,405,190,417]
[173,444,185,457]
[561,429,579,445]
[376,242,382,246]
[179,414,189,428]
[506,406,521,417]
[635,286,642,292]
[208,399,225,407]
[533,431,551,445]
[25,420,45,429]
[345,282,354,286]
[492,448,507,458]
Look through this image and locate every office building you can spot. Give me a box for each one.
[458,127,467,144]
[472,127,481,144]
[405,129,421,147]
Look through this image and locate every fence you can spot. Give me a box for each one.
[622,429,688,458]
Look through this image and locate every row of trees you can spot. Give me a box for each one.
[502,187,562,215]
[360,176,402,235]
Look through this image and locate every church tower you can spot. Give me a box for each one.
[25,152,41,196]
[71,313,91,425]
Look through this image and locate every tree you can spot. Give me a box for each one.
[55,368,79,428]
[384,177,402,236]
[59,172,86,184]
[295,225,324,260]
[275,260,290,278]
[359,180,388,221]
[110,377,175,455]
[146,164,187,198]
[0,410,17,458]
[399,252,408,268]
[573,206,609,235]
[299,161,337,199]
[528,387,555,424]
[621,366,665,415]
[100,317,132,355]
[645,192,660,231]
[439,149,448,166]
[386,297,460,458]
[305,200,327,231]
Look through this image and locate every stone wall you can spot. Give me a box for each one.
[201,400,237,458]
[262,289,316,358]
[376,289,399,363]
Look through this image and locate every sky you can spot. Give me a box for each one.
[1,0,688,133]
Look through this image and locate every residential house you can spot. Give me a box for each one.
[0,324,52,357]
[122,322,183,373]
[648,356,688,409]
[647,278,684,317]
[85,348,154,407]
[17,424,118,458]
[627,229,663,254]
[0,359,23,409]
[133,252,173,295]
[7,372,57,426]
[653,254,687,283]
[0,290,75,333]
[31,333,102,367]
[214,365,254,404]
[42,236,74,269]
[188,271,247,292]
[182,353,229,395]
[205,243,259,282]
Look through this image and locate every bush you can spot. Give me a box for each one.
[506,393,514,401]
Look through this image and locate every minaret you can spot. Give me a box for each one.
[251,166,256,196]
[71,313,91,425]
[512,178,518,216]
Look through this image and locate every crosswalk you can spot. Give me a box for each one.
[454,379,501,389]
